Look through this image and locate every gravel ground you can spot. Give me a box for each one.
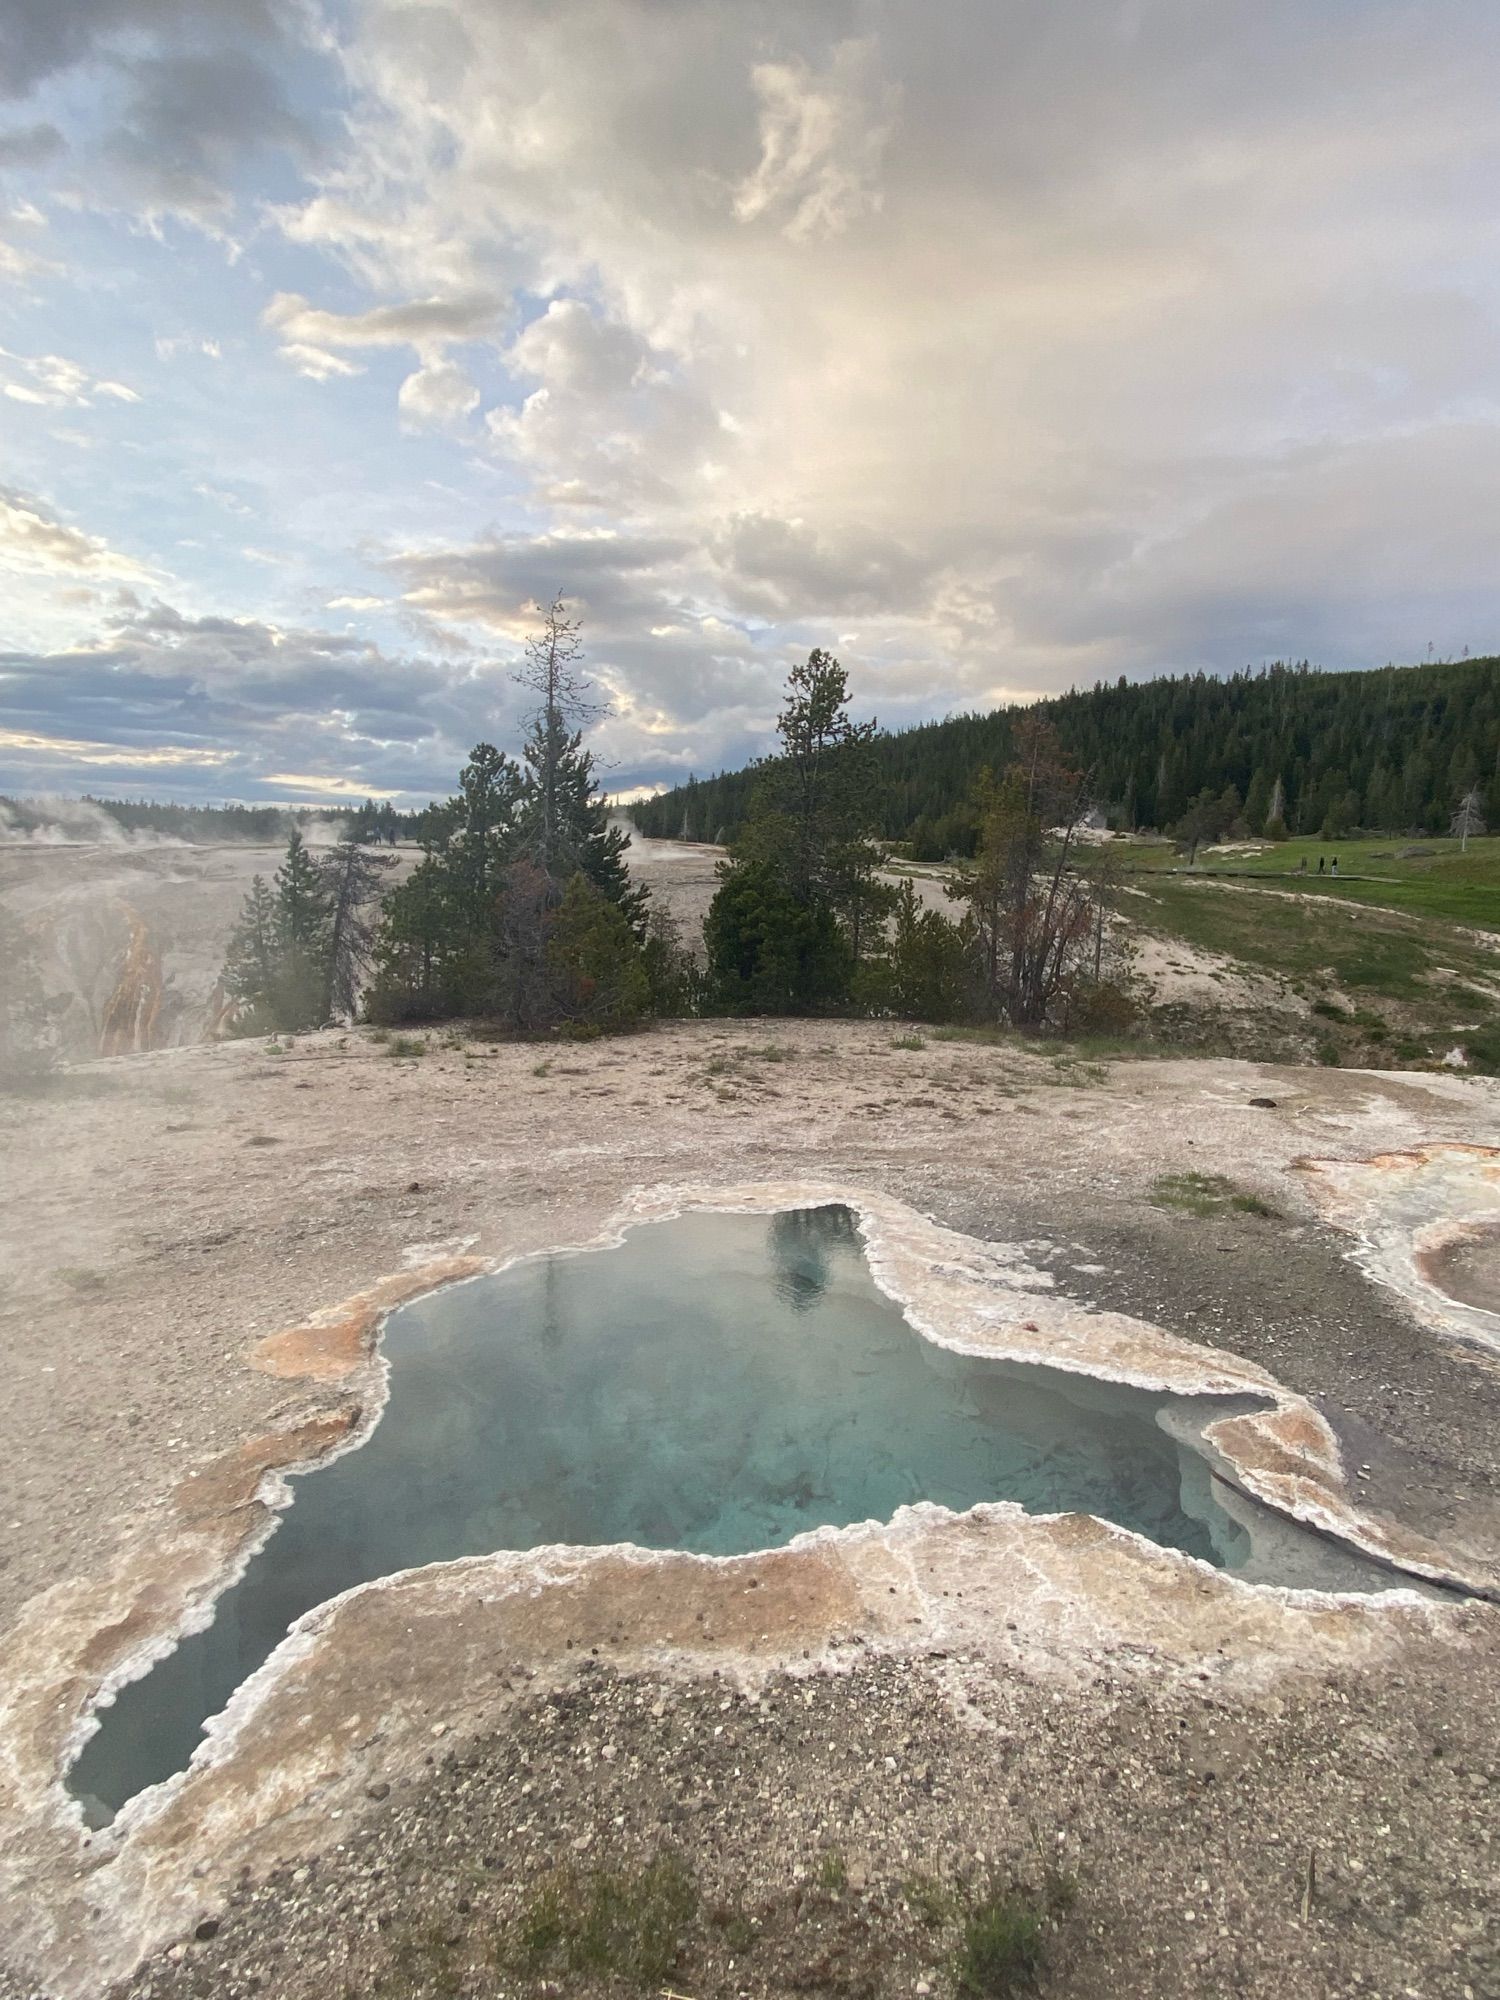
[114,1642,1497,2000]
[0,1021,1496,1998]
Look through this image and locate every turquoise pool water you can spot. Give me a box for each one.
[68,1205,1385,1824]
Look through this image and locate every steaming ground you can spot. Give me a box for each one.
[0,841,1495,1998]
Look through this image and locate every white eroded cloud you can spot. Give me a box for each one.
[0,486,153,581]
[263,288,499,426]
[0,346,139,406]
[397,358,481,432]
[732,38,898,241]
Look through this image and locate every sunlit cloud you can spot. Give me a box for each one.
[0,487,155,581]
[4,0,1500,799]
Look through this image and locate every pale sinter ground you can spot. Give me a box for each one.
[0,836,1497,2000]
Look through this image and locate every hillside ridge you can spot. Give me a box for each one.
[630,654,1500,851]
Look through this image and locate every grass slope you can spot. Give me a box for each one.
[1122,833,1500,929]
[1129,872,1500,1070]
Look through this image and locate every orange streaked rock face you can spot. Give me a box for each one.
[249,1257,486,1382]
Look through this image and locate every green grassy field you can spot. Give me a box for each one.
[1128,872,1500,1071]
[1121,833,1500,928]
[890,833,1500,1072]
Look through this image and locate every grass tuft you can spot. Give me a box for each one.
[951,1868,1076,1998]
[816,1846,849,1892]
[1151,1170,1278,1219]
[509,1852,698,1984]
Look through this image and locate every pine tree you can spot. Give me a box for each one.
[708,650,884,1009]
[884,879,970,1022]
[493,859,555,1032]
[365,857,452,1022]
[705,862,851,1015]
[1244,768,1271,835]
[512,598,646,929]
[444,743,525,932]
[947,722,1100,1028]
[548,874,650,1030]
[321,838,397,1017]
[632,655,1500,849]
[270,828,333,1028]
[733,650,882,907]
[274,829,330,953]
[221,875,279,1019]
[640,903,698,1017]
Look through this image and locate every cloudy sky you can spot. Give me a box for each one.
[3,1,1500,805]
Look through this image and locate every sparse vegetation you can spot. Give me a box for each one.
[327,1826,1084,2000]
[1129,873,1500,1073]
[952,1869,1077,1998]
[508,1851,698,1984]
[54,1266,106,1292]
[904,1872,962,1928]
[815,1845,848,1892]
[1151,1170,1278,1218]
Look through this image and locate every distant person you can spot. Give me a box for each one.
[1318,855,1325,874]
[1331,856,1339,876]
[1298,856,1307,872]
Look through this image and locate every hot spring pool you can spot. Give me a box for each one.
[69,1204,1395,1824]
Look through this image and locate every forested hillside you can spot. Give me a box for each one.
[630,656,1500,853]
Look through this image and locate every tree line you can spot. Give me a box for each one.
[222,624,1130,1040]
[629,654,1500,855]
[0,795,367,844]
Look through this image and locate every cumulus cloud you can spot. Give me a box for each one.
[733,39,898,241]
[1,0,323,232]
[486,300,721,505]
[0,596,510,800]
[263,289,501,356]
[104,50,316,222]
[262,288,500,422]
[11,0,1500,796]
[397,359,480,431]
[0,486,153,581]
[272,3,1500,708]
[0,0,294,100]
